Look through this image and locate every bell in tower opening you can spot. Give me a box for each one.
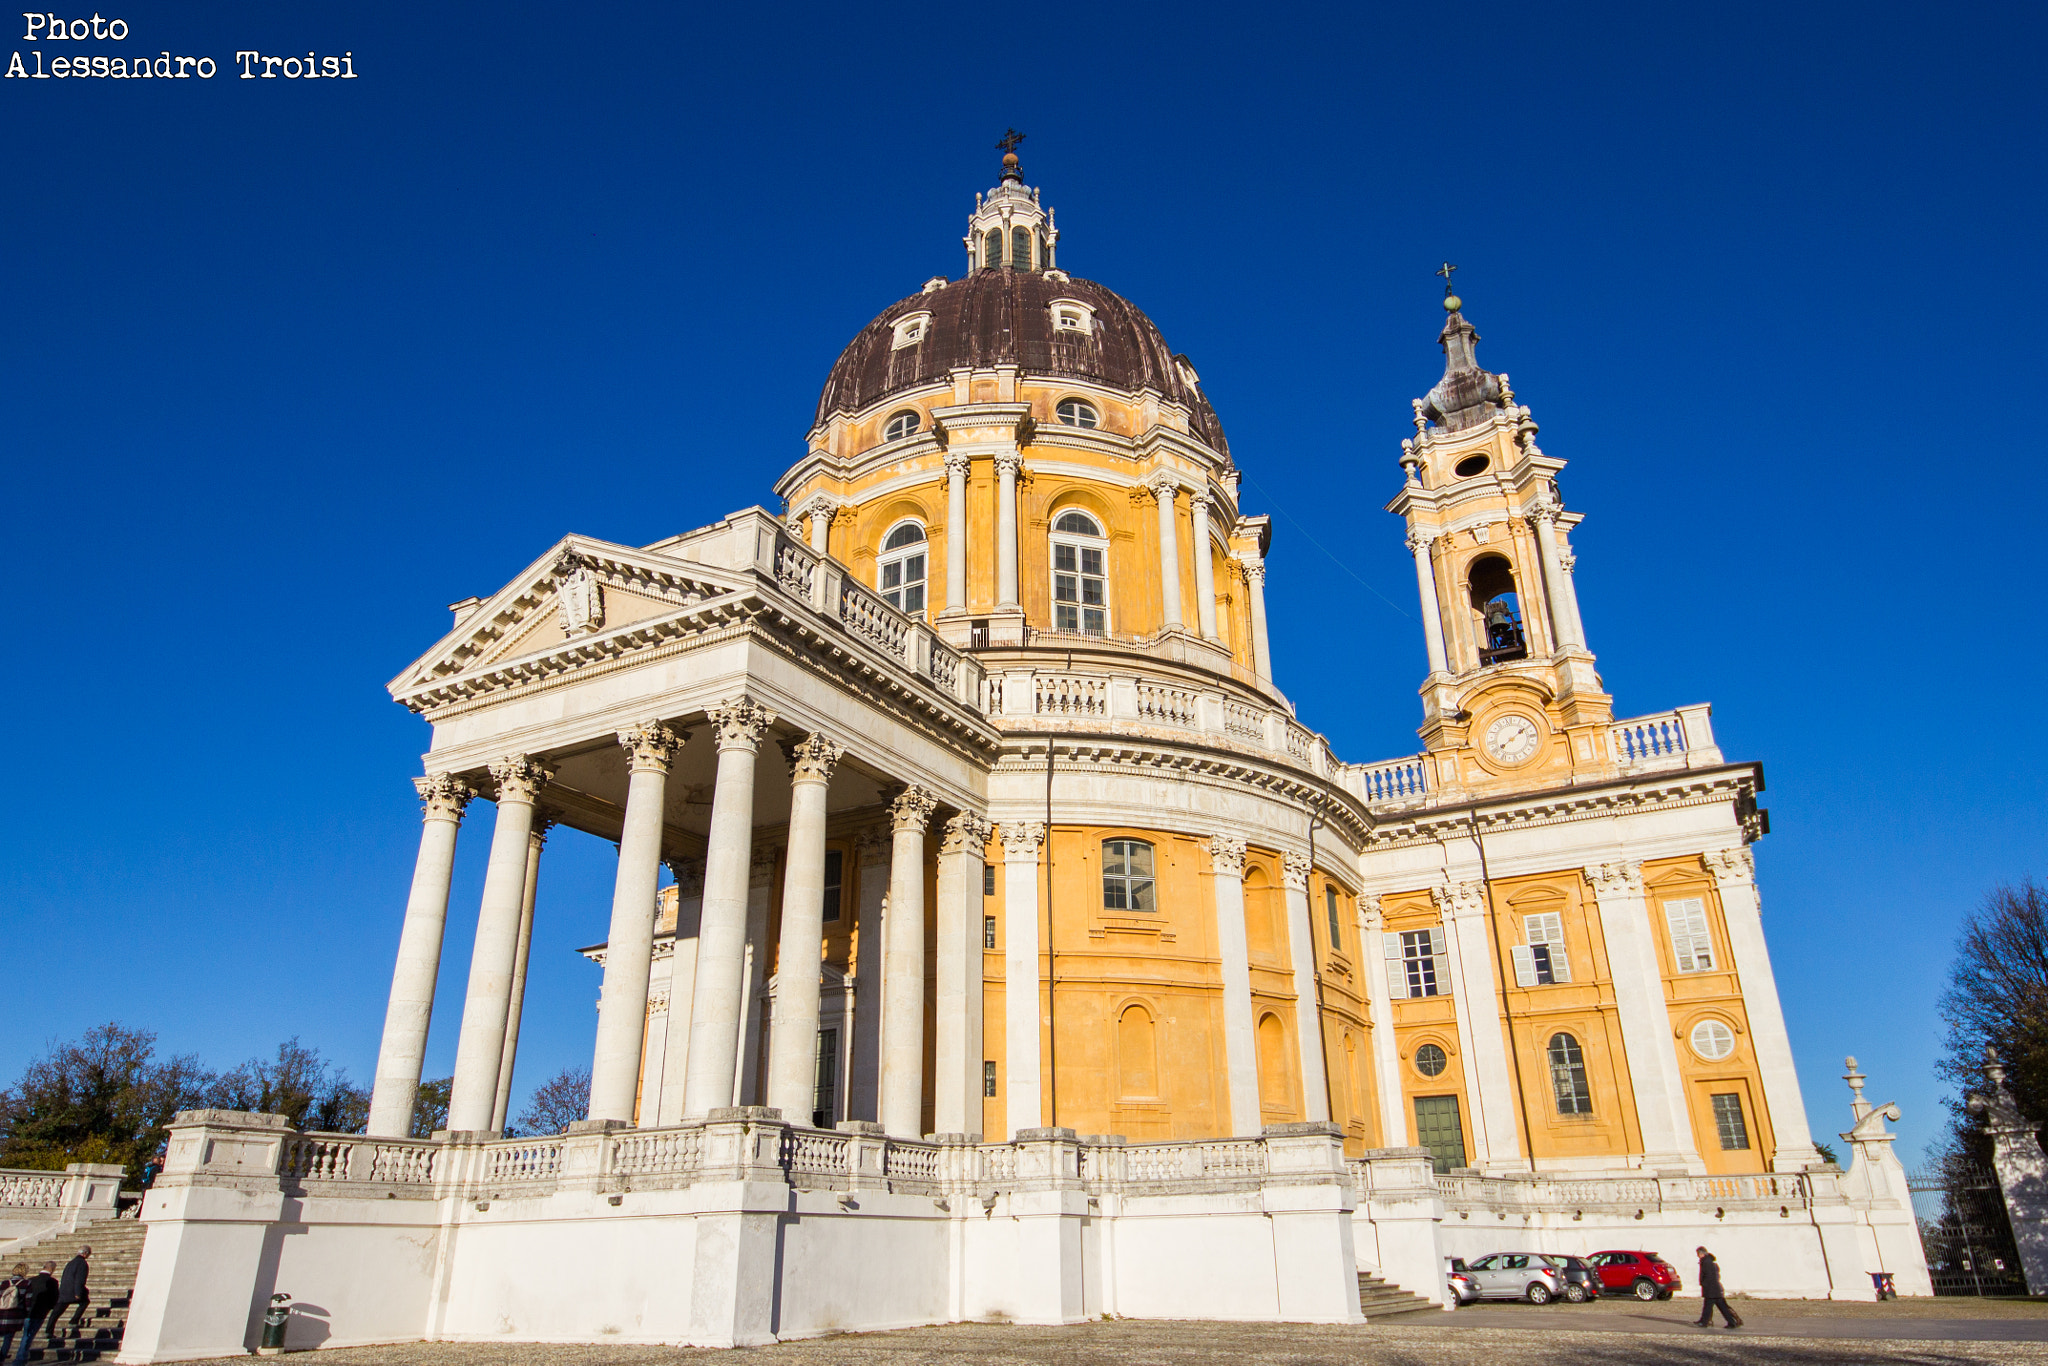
[1469,554,1528,665]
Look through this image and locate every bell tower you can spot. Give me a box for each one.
[1385,269,1614,799]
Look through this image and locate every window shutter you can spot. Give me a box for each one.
[1385,933,1407,998]
[1509,944,1538,987]
[1428,927,1452,996]
[1549,944,1572,983]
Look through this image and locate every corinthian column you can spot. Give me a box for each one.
[655,855,705,1124]
[766,734,843,1122]
[944,451,970,615]
[1208,835,1260,1135]
[683,698,775,1118]
[1408,529,1450,676]
[588,721,685,1124]
[1282,854,1331,1122]
[935,812,993,1135]
[1585,860,1702,1171]
[1190,489,1218,639]
[995,452,1022,609]
[447,756,551,1134]
[367,773,474,1138]
[1527,502,1584,651]
[880,786,938,1136]
[1705,847,1821,1169]
[1241,557,1273,680]
[492,815,552,1134]
[1000,821,1046,1137]
[1150,475,1184,630]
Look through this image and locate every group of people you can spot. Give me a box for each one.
[0,1249,90,1363]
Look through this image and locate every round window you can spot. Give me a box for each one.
[1453,454,1490,478]
[1690,1020,1735,1061]
[1414,1043,1448,1078]
[1056,398,1099,429]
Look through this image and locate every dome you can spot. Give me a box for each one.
[813,270,1230,457]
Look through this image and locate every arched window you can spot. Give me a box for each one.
[1055,397,1099,428]
[878,520,927,616]
[1050,509,1108,634]
[983,229,1002,270]
[1547,1032,1592,1115]
[1011,225,1033,271]
[1117,1004,1158,1098]
[883,409,921,442]
[1469,554,1528,665]
[1102,838,1154,911]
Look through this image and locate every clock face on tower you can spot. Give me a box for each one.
[1483,713,1543,766]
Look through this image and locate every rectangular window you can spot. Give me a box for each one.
[812,1027,838,1129]
[1510,912,1572,986]
[983,1061,998,1097]
[1665,897,1716,972]
[1711,1092,1751,1150]
[1325,885,1343,947]
[1102,839,1156,911]
[821,848,843,923]
[1414,1094,1467,1174]
[984,915,997,949]
[984,864,996,897]
[1387,929,1448,999]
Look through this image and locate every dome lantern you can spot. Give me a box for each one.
[962,130,1058,276]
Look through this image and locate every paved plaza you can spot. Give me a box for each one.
[176,1301,2048,1366]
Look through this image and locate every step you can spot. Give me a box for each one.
[1356,1271,1439,1320]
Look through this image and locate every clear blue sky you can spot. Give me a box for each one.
[4,0,2041,1163]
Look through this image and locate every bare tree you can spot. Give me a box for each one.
[210,1039,370,1133]
[1938,879,2048,1134]
[515,1066,590,1135]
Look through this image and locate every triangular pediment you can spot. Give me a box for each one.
[389,535,755,705]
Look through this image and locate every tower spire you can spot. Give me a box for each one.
[1421,266,1502,433]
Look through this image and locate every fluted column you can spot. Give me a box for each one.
[1527,503,1584,651]
[880,786,938,1137]
[1208,836,1260,1135]
[1190,489,1218,639]
[367,773,474,1138]
[995,452,1022,609]
[1241,557,1273,680]
[935,813,993,1135]
[683,698,775,1118]
[1281,854,1330,1122]
[655,856,705,1123]
[766,734,843,1122]
[944,451,970,615]
[588,721,685,1124]
[447,756,551,1134]
[491,815,552,1134]
[1150,475,1184,630]
[1705,847,1822,1169]
[1357,895,1406,1148]
[1585,861,1702,1171]
[1001,821,1046,1137]
[1408,529,1449,675]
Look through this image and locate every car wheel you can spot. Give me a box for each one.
[1632,1278,1659,1302]
[1526,1283,1553,1305]
[1656,1289,1674,1301]
[1564,1283,1589,1303]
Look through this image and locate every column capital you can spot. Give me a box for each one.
[799,492,842,522]
[1207,833,1247,877]
[1431,878,1487,920]
[487,755,552,805]
[618,720,685,774]
[993,450,1025,477]
[1238,555,1266,586]
[1188,485,1213,512]
[413,772,476,822]
[1145,471,1181,502]
[780,732,844,786]
[1282,852,1312,891]
[941,812,994,856]
[666,854,704,897]
[1405,527,1440,556]
[999,820,1047,859]
[888,785,939,834]
[1701,846,1755,887]
[1523,495,1562,527]
[854,825,892,866]
[708,697,776,753]
[529,812,557,847]
[1359,893,1384,930]
[1584,859,1645,899]
[943,449,971,478]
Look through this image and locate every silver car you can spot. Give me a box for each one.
[1461,1252,1564,1304]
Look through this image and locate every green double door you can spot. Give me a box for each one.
[1414,1095,1467,1173]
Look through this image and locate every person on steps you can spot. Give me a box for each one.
[0,1264,30,1362]
[47,1249,89,1347]
[1695,1246,1743,1328]
[13,1264,57,1365]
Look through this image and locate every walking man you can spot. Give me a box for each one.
[0,1264,29,1362]
[1695,1245,1743,1328]
[48,1248,89,1346]
[13,1263,56,1365]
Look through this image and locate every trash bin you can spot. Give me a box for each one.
[258,1293,292,1355]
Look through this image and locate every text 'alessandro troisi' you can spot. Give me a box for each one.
[7,13,356,79]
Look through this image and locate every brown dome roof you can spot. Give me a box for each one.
[814,270,1229,456]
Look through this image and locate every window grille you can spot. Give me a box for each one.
[1547,1032,1593,1115]
[1711,1092,1751,1150]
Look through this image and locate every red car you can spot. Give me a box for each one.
[1588,1250,1684,1301]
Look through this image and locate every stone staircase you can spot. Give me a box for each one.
[1357,1269,1439,1320]
[4,1219,148,1362]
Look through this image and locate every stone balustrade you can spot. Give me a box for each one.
[0,1163,129,1241]
[1385,1162,1815,1215]
[1609,703,1721,773]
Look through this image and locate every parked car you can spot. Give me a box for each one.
[1446,1257,1479,1306]
[1461,1253,1565,1303]
[1542,1254,1602,1302]
[1587,1250,1683,1301]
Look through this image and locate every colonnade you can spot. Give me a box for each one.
[365,698,991,1142]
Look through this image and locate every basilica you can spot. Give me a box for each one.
[114,151,1928,1360]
